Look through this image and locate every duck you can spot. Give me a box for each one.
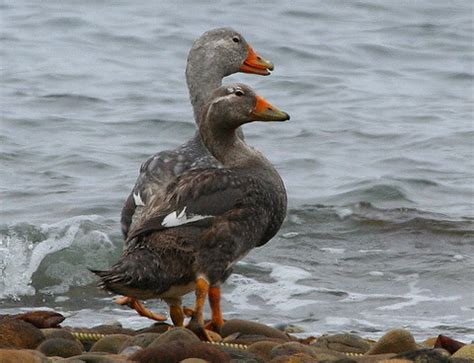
[93,83,289,338]
[118,28,274,327]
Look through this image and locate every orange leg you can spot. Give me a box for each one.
[116,296,167,321]
[205,286,224,332]
[186,276,212,341]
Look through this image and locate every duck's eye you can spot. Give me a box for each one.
[235,90,244,96]
[232,36,240,43]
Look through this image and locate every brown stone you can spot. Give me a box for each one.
[353,354,397,363]
[148,327,200,348]
[434,334,466,354]
[119,333,161,350]
[270,353,319,362]
[129,341,231,363]
[89,323,136,336]
[36,337,83,357]
[311,333,371,354]
[391,348,450,362]
[271,342,318,358]
[61,352,129,362]
[0,319,45,349]
[0,349,48,363]
[452,344,474,360]
[247,340,281,361]
[90,334,132,353]
[11,311,65,328]
[221,319,290,341]
[365,329,417,355]
[41,328,78,342]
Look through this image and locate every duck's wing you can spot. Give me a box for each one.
[126,168,249,243]
[120,137,221,238]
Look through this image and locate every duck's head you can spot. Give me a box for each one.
[188,27,274,77]
[202,83,290,131]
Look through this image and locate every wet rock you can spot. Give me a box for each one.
[41,328,78,342]
[214,345,265,362]
[90,334,132,353]
[89,324,136,336]
[247,340,281,361]
[223,333,285,346]
[148,327,200,348]
[420,337,437,348]
[119,345,142,356]
[119,333,161,350]
[271,342,318,359]
[129,341,230,362]
[37,337,83,357]
[11,310,65,328]
[270,353,320,363]
[434,335,466,354]
[0,319,45,349]
[391,348,450,362]
[365,329,417,355]
[452,344,474,360]
[0,349,48,363]
[272,322,306,334]
[205,329,222,342]
[136,322,173,334]
[351,353,396,362]
[311,333,371,354]
[61,352,129,362]
[221,319,290,341]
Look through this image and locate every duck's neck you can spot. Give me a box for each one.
[186,62,224,124]
[200,126,268,171]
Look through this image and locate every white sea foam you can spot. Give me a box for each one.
[226,262,314,312]
[0,215,112,299]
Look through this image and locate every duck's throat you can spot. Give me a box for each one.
[186,65,224,124]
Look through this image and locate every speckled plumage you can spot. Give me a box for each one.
[121,28,254,238]
[95,84,289,303]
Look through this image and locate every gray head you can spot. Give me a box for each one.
[186,28,274,122]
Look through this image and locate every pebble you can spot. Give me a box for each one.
[221,319,290,341]
[90,334,132,353]
[311,333,372,353]
[452,344,474,360]
[391,348,450,362]
[129,341,230,362]
[36,337,84,358]
[365,328,417,355]
[247,340,282,361]
[0,319,45,349]
[148,327,200,348]
[9,311,65,329]
[119,332,161,350]
[0,349,48,363]
[270,342,319,359]
[60,352,129,362]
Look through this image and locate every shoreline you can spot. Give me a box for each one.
[1,310,472,362]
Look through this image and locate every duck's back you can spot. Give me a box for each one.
[121,133,222,237]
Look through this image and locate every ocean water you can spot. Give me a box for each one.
[1,1,473,341]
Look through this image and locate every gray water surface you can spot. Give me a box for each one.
[1,1,473,340]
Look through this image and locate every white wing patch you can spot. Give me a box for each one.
[133,192,145,206]
[162,207,210,227]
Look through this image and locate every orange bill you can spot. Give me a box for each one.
[240,45,274,76]
[250,95,290,121]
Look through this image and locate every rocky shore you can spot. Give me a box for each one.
[0,310,472,362]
